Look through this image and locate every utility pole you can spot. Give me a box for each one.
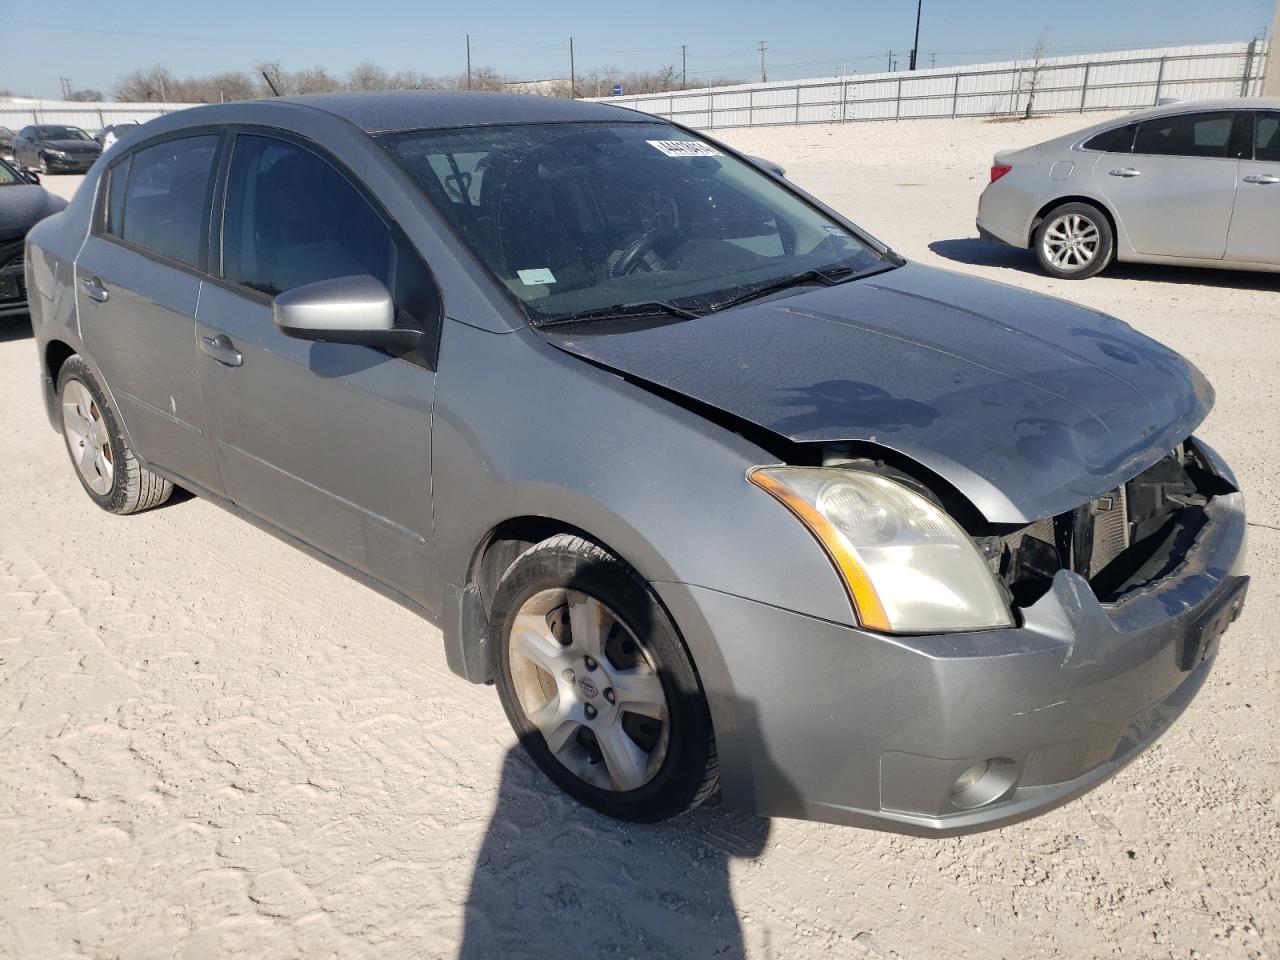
[930,52,937,69]
[681,44,688,88]
[757,40,767,82]
[909,0,923,70]
[888,50,894,71]
[59,76,72,98]
[466,35,472,90]
[569,36,576,98]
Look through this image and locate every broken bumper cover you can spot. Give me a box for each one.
[657,459,1247,836]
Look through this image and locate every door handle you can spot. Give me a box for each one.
[199,334,243,367]
[1108,168,1142,178]
[80,275,109,303]
[1242,174,1279,185]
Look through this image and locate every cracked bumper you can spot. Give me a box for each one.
[657,470,1247,836]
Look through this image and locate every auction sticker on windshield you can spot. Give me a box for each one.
[647,140,722,158]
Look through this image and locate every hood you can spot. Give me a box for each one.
[0,185,66,242]
[43,139,101,153]
[544,263,1213,524]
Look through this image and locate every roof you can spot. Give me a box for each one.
[278,90,654,134]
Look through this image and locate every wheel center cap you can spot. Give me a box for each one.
[578,676,598,700]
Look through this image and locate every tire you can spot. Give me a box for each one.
[1033,201,1114,279]
[491,534,718,822]
[57,356,173,514]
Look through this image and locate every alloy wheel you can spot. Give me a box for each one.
[508,588,670,792]
[62,379,114,495]
[1041,212,1100,272]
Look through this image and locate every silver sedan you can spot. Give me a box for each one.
[977,98,1280,278]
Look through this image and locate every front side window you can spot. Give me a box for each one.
[1254,111,1280,162]
[381,122,886,324]
[221,135,392,297]
[115,135,217,267]
[1132,112,1235,159]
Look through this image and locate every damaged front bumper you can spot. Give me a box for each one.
[656,448,1247,836]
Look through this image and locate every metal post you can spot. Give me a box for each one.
[840,80,847,122]
[909,0,922,70]
[1240,39,1256,97]
[1153,55,1166,105]
[951,72,959,118]
[749,88,754,126]
[796,84,801,124]
[1080,61,1091,112]
[708,91,714,130]
[895,76,903,119]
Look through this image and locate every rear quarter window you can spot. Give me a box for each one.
[1082,124,1136,153]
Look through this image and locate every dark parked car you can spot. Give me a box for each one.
[24,93,1248,834]
[12,123,102,174]
[1,155,65,318]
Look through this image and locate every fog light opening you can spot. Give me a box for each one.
[949,758,1017,810]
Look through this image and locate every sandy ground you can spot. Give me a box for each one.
[3,114,1278,960]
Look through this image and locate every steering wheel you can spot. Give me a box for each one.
[610,188,680,278]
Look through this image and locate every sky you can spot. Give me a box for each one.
[1,0,1275,99]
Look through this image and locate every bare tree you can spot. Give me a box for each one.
[66,89,105,102]
[1021,33,1049,119]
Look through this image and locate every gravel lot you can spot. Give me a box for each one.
[3,113,1277,960]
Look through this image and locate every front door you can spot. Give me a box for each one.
[76,134,223,493]
[1226,111,1280,265]
[1099,110,1240,260]
[196,133,438,608]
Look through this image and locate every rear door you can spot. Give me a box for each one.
[1098,110,1241,259]
[196,132,439,607]
[1226,110,1280,265]
[76,134,224,493]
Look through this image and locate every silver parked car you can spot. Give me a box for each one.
[978,98,1280,278]
[25,93,1248,834]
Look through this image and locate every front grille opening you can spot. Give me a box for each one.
[983,441,1233,608]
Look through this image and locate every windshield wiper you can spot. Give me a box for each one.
[536,300,700,327]
[709,262,894,313]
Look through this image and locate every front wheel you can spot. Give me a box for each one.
[491,534,718,822]
[1033,202,1114,279]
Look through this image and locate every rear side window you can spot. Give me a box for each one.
[1255,112,1280,162]
[221,135,391,297]
[1082,124,1135,153]
[115,135,217,267]
[1133,112,1235,159]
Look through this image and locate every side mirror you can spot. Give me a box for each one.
[23,170,40,185]
[272,275,423,351]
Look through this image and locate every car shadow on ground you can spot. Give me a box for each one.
[458,746,776,959]
[1,316,33,342]
[929,237,1280,290]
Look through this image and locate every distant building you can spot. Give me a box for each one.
[502,78,567,97]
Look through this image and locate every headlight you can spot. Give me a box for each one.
[44,149,67,159]
[749,466,1014,634]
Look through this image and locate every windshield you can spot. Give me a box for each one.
[381,122,886,323]
[38,126,91,141]
[0,159,19,185]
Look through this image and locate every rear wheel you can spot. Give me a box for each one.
[57,356,173,514]
[491,534,717,822]
[1034,202,1114,279]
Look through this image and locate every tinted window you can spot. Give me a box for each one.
[118,136,217,266]
[222,136,391,298]
[1255,111,1280,162]
[1082,124,1135,153]
[104,159,129,234]
[1133,112,1235,158]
